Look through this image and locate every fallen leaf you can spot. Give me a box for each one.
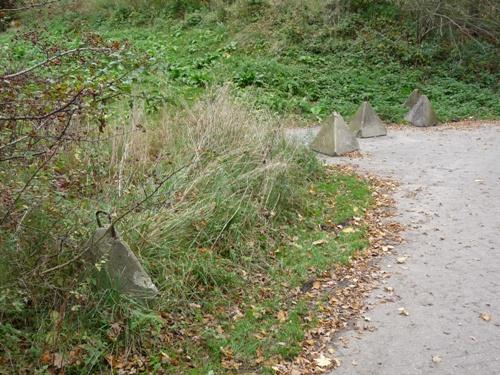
[107,322,122,342]
[220,346,233,359]
[396,256,407,264]
[40,351,52,365]
[342,227,355,234]
[277,310,288,323]
[305,339,315,346]
[398,307,409,316]
[312,281,321,289]
[221,359,241,370]
[230,307,244,321]
[432,355,442,363]
[105,354,116,368]
[53,352,64,368]
[315,354,331,368]
[480,312,491,321]
[312,239,327,246]
[254,348,265,365]
[160,352,171,364]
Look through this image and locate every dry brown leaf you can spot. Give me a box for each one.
[396,256,407,264]
[312,239,328,246]
[160,352,171,364]
[480,312,491,321]
[40,351,53,365]
[314,354,331,368]
[220,346,233,359]
[107,322,122,342]
[398,307,409,316]
[254,348,265,365]
[53,353,64,369]
[277,310,288,323]
[312,281,322,290]
[432,355,442,363]
[221,359,241,370]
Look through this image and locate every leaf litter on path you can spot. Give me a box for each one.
[273,165,404,374]
[480,312,491,321]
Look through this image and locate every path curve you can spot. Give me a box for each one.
[291,123,500,375]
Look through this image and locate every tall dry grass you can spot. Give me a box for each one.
[105,86,319,307]
[0,83,322,372]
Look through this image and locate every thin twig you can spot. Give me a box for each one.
[0,87,85,121]
[0,111,75,224]
[1,47,111,80]
[39,162,193,275]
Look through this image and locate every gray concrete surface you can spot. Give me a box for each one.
[404,95,439,127]
[310,113,359,156]
[289,124,500,375]
[350,101,387,138]
[89,226,158,298]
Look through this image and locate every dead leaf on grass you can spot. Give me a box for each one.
[312,239,328,246]
[107,322,122,342]
[277,310,288,323]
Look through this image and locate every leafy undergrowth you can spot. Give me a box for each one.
[4,0,497,123]
[0,88,372,374]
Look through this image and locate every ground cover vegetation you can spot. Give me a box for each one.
[50,0,500,121]
[0,0,498,373]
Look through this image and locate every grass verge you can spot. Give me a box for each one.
[0,87,373,373]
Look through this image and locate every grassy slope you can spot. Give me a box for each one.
[48,0,500,122]
[2,2,498,122]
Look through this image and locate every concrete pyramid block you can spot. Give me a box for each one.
[89,226,159,299]
[310,113,359,156]
[349,101,387,138]
[404,95,438,127]
[404,89,422,109]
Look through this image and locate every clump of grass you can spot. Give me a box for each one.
[0,86,373,373]
[109,85,321,308]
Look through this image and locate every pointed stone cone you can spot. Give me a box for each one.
[404,95,439,127]
[89,226,159,299]
[404,89,422,109]
[349,101,387,138]
[310,113,359,156]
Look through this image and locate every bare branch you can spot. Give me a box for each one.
[0,87,85,121]
[1,47,112,80]
[39,162,193,276]
[0,110,75,225]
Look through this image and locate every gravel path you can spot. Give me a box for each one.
[289,123,500,375]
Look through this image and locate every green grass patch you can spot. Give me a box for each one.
[3,1,498,122]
